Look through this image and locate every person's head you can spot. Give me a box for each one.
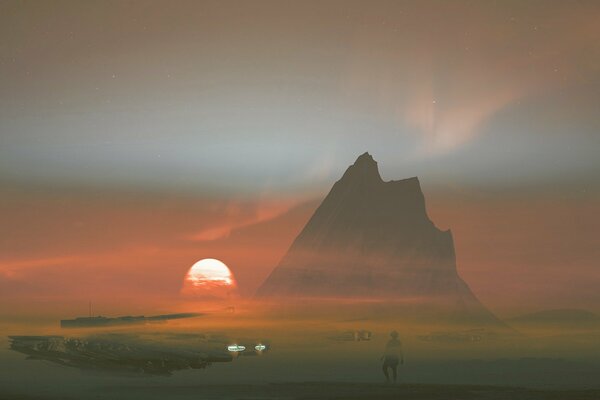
[390,330,399,339]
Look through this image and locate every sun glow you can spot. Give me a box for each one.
[181,258,236,298]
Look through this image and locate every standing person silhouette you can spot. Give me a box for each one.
[381,330,403,383]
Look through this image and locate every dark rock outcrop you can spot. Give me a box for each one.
[256,153,496,321]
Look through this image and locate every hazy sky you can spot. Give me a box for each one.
[0,1,599,316]
[1,0,598,192]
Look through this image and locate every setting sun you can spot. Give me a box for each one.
[181,258,236,299]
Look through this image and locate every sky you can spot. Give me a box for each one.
[0,0,599,317]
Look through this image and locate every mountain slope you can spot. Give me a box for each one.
[256,153,497,321]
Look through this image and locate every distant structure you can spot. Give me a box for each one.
[328,330,372,342]
[60,312,203,328]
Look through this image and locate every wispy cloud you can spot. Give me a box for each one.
[188,199,297,241]
[341,2,600,155]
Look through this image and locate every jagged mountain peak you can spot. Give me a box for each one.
[256,153,498,324]
[339,152,382,184]
[355,151,376,164]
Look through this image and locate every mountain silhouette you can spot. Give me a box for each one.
[256,152,497,321]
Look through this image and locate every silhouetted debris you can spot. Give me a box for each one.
[60,312,203,328]
[418,328,498,343]
[8,334,231,376]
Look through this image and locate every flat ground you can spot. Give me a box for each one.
[2,315,600,399]
[102,383,600,400]
[4,383,600,400]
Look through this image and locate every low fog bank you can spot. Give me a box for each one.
[2,301,600,399]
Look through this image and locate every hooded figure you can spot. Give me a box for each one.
[382,330,404,383]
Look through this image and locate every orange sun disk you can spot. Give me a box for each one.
[181,258,237,299]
